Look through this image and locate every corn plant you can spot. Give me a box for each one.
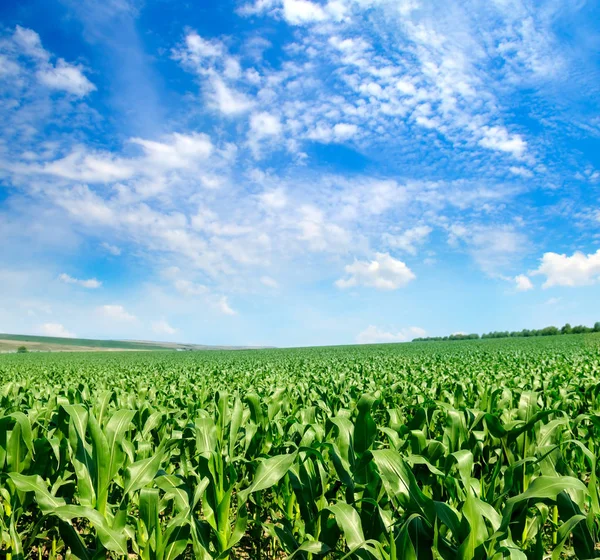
[1,333,600,558]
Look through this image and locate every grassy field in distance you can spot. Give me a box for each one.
[0,332,269,353]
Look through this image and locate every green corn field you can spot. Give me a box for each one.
[2,334,600,558]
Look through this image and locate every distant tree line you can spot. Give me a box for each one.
[413,322,600,342]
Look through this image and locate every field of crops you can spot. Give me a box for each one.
[2,334,600,559]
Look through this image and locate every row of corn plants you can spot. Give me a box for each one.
[1,334,600,558]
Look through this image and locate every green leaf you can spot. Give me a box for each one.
[239,452,297,502]
[9,473,66,514]
[104,409,135,481]
[371,449,433,520]
[354,394,377,455]
[123,452,164,495]
[159,514,190,560]
[53,504,128,553]
[325,502,365,551]
[155,475,190,512]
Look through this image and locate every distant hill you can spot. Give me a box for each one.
[0,333,269,353]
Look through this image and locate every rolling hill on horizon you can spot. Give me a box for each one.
[0,333,270,352]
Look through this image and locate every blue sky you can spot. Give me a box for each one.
[0,0,599,347]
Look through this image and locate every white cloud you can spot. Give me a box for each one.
[230,0,568,168]
[53,185,116,225]
[152,320,178,335]
[174,279,208,297]
[332,123,358,139]
[43,151,134,183]
[514,274,533,291]
[356,325,426,344]
[336,252,416,290]
[13,26,48,60]
[260,275,279,288]
[11,26,95,97]
[448,224,526,275]
[0,54,20,76]
[98,304,137,322]
[101,242,121,256]
[532,249,600,288]
[37,59,96,97]
[250,112,282,137]
[258,188,287,209]
[509,166,534,178]
[308,122,359,143]
[41,132,214,185]
[478,126,527,158]
[182,32,224,61]
[165,271,236,316]
[297,204,352,252]
[248,111,283,156]
[59,273,102,289]
[209,76,254,115]
[216,296,236,315]
[38,322,76,338]
[384,225,432,255]
[130,132,213,169]
[282,0,328,25]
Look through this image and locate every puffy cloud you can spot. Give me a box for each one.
[11,26,95,97]
[282,0,328,25]
[36,59,96,97]
[478,126,527,158]
[59,273,102,289]
[13,25,49,60]
[514,274,533,291]
[356,325,426,344]
[532,249,600,288]
[98,304,137,322]
[336,252,416,290]
[248,112,283,156]
[181,32,224,62]
[38,322,76,338]
[307,122,359,143]
[152,320,178,335]
[0,54,20,76]
[250,112,282,137]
